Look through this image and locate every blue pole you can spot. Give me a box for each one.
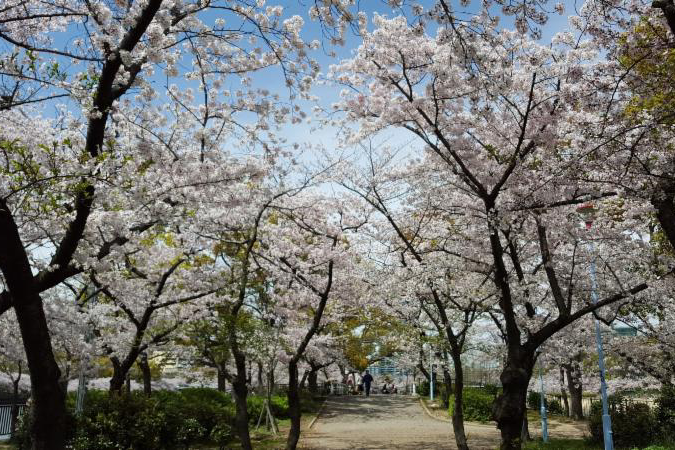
[539,363,549,443]
[589,242,614,450]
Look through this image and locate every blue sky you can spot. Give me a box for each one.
[23,0,579,159]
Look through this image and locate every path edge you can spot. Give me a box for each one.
[419,397,451,423]
[308,397,328,429]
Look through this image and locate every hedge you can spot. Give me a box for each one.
[14,388,309,449]
[448,387,501,423]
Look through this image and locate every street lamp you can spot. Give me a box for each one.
[577,203,614,450]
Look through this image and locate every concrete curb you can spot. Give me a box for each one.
[308,398,328,429]
[419,397,451,423]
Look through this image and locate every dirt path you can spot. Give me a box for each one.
[300,395,500,449]
[300,395,588,450]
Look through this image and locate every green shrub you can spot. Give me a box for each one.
[548,398,564,415]
[589,397,655,449]
[417,380,430,397]
[527,391,564,415]
[448,387,498,422]
[416,379,449,404]
[210,423,233,447]
[656,385,675,440]
[528,391,543,410]
[15,389,238,450]
[246,395,290,423]
[12,388,308,449]
[71,391,169,450]
[158,387,233,439]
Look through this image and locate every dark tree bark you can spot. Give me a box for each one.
[565,363,584,420]
[109,353,139,394]
[652,185,675,252]
[0,200,66,449]
[419,296,470,450]
[286,362,302,449]
[139,352,152,396]
[217,366,227,392]
[284,249,334,450]
[299,370,309,389]
[417,362,431,382]
[492,348,535,450]
[652,0,675,37]
[442,366,453,409]
[450,352,469,450]
[559,366,570,417]
[308,370,319,394]
[10,368,21,438]
[231,352,252,450]
[0,3,176,446]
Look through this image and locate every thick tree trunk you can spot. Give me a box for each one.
[565,364,584,420]
[14,300,66,450]
[139,352,151,396]
[492,351,534,450]
[109,359,128,394]
[109,348,143,394]
[308,370,319,394]
[217,366,227,392]
[0,202,66,449]
[285,361,302,450]
[231,352,252,450]
[450,355,469,450]
[559,366,570,417]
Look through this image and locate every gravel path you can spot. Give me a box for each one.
[300,395,501,449]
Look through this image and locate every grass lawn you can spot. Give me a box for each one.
[522,438,675,450]
[526,409,585,425]
[523,438,601,449]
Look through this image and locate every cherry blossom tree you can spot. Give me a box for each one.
[333,143,496,449]
[0,0,334,445]
[255,192,366,450]
[331,9,654,448]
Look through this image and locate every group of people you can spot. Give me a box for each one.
[346,370,398,397]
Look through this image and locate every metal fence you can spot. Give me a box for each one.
[0,403,26,436]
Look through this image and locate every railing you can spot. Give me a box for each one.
[0,403,26,436]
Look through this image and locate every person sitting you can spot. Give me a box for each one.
[381,383,389,394]
[391,384,398,394]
